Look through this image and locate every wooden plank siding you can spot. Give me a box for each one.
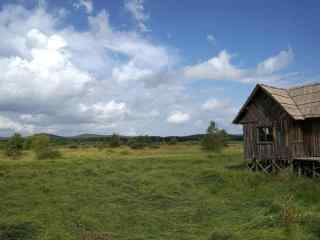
[234,83,320,164]
[302,119,320,157]
[238,88,305,162]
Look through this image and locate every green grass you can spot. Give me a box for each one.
[1,143,320,239]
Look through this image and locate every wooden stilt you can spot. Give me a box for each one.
[256,160,270,174]
[272,159,281,171]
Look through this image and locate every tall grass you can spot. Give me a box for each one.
[0,143,319,239]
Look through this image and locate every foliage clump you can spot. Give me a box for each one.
[128,135,150,149]
[167,137,178,145]
[5,133,24,159]
[109,133,121,148]
[201,121,228,153]
[31,134,61,160]
[149,143,161,149]
[0,222,39,240]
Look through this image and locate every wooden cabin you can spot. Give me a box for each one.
[233,83,320,176]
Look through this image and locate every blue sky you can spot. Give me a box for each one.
[0,0,318,136]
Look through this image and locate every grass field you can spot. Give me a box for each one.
[1,143,320,240]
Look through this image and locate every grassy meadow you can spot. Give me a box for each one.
[1,143,320,239]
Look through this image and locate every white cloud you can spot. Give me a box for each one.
[0,3,299,136]
[167,111,190,124]
[26,28,48,48]
[203,98,230,111]
[124,0,150,32]
[112,61,152,83]
[207,34,215,44]
[74,0,93,14]
[0,29,91,105]
[0,3,180,136]
[184,48,295,84]
[202,98,237,117]
[257,48,294,74]
[184,50,245,80]
[79,101,129,123]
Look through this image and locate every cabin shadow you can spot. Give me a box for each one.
[233,83,320,178]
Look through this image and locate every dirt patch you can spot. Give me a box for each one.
[80,231,113,240]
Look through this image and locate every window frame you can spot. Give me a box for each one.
[257,126,274,144]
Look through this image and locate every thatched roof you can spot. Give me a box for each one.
[233,83,320,123]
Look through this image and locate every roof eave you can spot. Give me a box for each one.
[232,84,262,124]
[233,84,305,124]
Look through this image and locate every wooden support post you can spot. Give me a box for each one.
[298,161,301,177]
[256,160,270,174]
[313,161,316,178]
[272,159,281,171]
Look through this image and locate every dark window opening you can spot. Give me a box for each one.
[258,127,273,142]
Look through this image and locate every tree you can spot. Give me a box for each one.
[23,136,33,150]
[201,121,228,152]
[31,134,61,159]
[109,133,121,148]
[5,133,24,159]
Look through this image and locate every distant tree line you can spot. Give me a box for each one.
[0,131,241,148]
[0,120,240,159]
[4,133,61,160]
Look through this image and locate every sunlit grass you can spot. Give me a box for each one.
[1,143,320,239]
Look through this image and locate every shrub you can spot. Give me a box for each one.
[128,136,149,149]
[0,222,39,240]
[68,144,79,149]
[4,133,24,159]
[201,121,228,153]
[31,134,61,160]
[96,143,107,151]
[23,137,32,150]
[120,150,130,155]
[149,143,161,149]
[128,141,145,150]
[106,149,115,154]
[35,148,61,160]
[109,134,121,148]
[168,137,177,145]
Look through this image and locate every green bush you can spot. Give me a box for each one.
[109,134,121,148]
[168,137,177,145]
[68,144,79,149]
[149,143,161,149]
[31,134,61,160]
[0,222,39,240]
[128,136,151,149]
[23,137,32,150]
[120,150,130,155]
[4,133,24,159]
[128,141,145,150]
[35,148,61,160]
[201,121,228,153]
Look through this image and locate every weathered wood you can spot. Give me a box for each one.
[235,83,320,176]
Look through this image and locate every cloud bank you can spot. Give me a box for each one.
[0,2,297,136]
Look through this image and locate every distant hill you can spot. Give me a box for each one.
[0,133,243,142]
[69,134,111,139]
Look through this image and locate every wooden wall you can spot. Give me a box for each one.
[302,119,320,157]
[239,88,305,161]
